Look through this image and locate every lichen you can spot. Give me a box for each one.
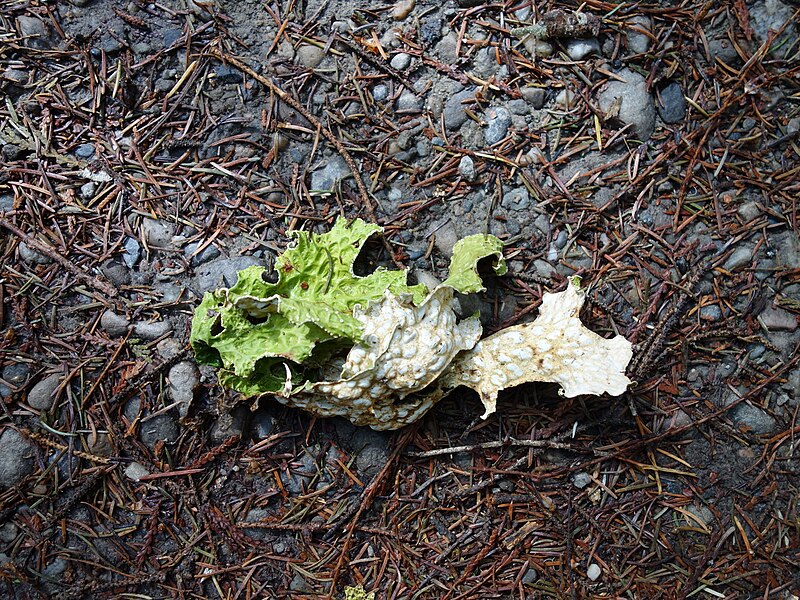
[191,218,632,429]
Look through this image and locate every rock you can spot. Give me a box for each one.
[2,363,30,393]
[484,107,512,145]
[123,237,141,268]
[759,305,797,331]
[101,260,130,286]
[625,16,652,54]
[134,320,172,340]
[310,155,351,191]
[685,503,715,528]
[443,88,475,131]
[749,0,796,53]
[0,429,36,489]
[210,406,247,443]
[566,38,600,60]
[2,144,22,160]
[168,361,200,418]
[699,305,722,321]
[194,256,264,293]
[572,472,592,489]
[0,522,18,543]
[730,403,777,435]
[708,37,739,64]
[140,218,175,248]
[372,84,389,102]
[420,15,443,44]
[521,37,553,58]
[656,82,686,124]
[79,182,96,199]
[436,32,459,63]
[214,65,241,84]
[28,374,61,411]
[16,16,50,49]
[522,566,538,584]
[432,221,458,258]
[507,99,529,116]
[390,53,411,70]
[521,86,546,109]
[723,246,753,270]
[738,201,761,222]
[587,563,602,581]
[502,187,531,211]
[18,241,51,265]
[183,241,220,266]
[395,90,422,112]
[0,194,14,212]
[125,462,150,481]
[100,310,129,337]
[393,0,416,20]
[472,47,499,78]
[458,155,477,181]
[156,338,184,360]
[295,45,325,68]
[75,143,95,159]
[163,28,183,47]
[597,68,655,140]
[140,414,179,449]
[554,88,576,109]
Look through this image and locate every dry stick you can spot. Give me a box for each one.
[207,48,377,222]
[0,217,121,303]
[406,437,601,458]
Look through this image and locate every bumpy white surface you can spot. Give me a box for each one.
[280,286,481,427]
[278,281,633,430]
[442,281,633,418]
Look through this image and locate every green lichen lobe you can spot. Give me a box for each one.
[190,218,448,395]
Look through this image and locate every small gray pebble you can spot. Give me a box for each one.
[521,87,546,109]
[125,462,150,481]
[0,194,14,213]
[27,373,61,411]
[75,143,95,158]
[657,81,686,124]
[730,403,777,435]
[163,28,182,47]
[123,237,141,268]
[395,91,422,112]
[372,84,389,102]
[79,182,96,199]
[311,155,351,191]
[140,414,179,449]
[100,310,130,337]
[390,52,411,70]
[134,320,173,340]
[168,361,200,418]
[699,305,722,321]
[458,155,477,181]
[0,429,36,489]
[484,107,512,145]
[18,241,51,265]
[566,38,600,60]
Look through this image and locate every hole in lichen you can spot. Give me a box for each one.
[244,313,270,326]
[352,234,391,277]
[210,315,224,336]
[260,268,279,284]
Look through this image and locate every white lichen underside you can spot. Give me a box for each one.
[441,282,633,418]
[279,281,633,430]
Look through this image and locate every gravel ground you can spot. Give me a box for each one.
[0,0,798,597]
